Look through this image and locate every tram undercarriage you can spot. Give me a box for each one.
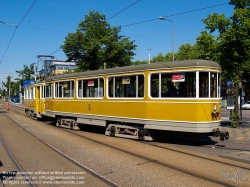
[25,110,229,141]
[56,118,80,130]
[105,124,155,141]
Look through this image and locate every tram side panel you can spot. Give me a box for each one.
[46,99,148,122]
[43,97,221,133]
[42,89,221,134]
[144,99,221,133]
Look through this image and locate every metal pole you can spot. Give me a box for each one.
[159,17,174,61]
[9,82,10,102]
[34,63,36,81]
[148,49,152,64]
[240,88,242,120]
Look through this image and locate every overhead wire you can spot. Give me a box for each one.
[0,0,36,64]
[0,1,229,65]
[121,2,229,27]
[106,0,140,21]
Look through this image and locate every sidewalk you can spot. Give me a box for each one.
[220,120,250,141]
[219,151,250,164]
[219,120,250,164]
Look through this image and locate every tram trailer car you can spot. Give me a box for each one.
[23,81,46,119]
[24,60,229,141]
[24,83,36,119]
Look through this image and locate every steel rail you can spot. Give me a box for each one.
[2,111,119,187]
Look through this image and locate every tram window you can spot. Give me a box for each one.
[123,77,136,97]
[78,78,104,98]
[161,73,179,97]
[108,78,114,97]
[33,87,36,99]
[199,72,209,98]
[115,77,124,97]
[150,72,196,98]
[78,80,83,97]
[218,74,221,98]
[25,89,28,99]
[29,88,33,99]
[108,75,144,98]
[150,74,160,98]
[55,80,74,98]
[138,75,144,97]
[99,79,104,97]
[210,73,217,98]
[45,83,52,98]
[29,88,31,99]
[40,86,45,99]
[186,73,196,98]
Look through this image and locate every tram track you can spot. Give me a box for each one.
[140,141,250,170]
[0,132,35,187]
[8,105,250,186]
[63,131,247,187]
[0,109,119,187]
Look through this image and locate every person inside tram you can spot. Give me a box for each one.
[126,81,135,97]
[151,80,159,97]
[138,80,144,97]
[167,82,177,97]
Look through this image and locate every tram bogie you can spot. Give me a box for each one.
[105,124,153,141]
[56,118,80,130]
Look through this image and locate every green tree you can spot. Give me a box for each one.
[2,75,12,100]
[200,0,250,127]
[196,31,219,61]
[15,63,35,84]
[174,43,202,60]
[133,60,148,65]
[151,52,172,62]
[61,10,137,71]
[14,63,35,94]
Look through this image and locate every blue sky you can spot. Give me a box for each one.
[0,0,233,88]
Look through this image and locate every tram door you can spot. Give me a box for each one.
[36,86,40,113]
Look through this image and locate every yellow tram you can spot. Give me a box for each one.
[24,60,228,140]
[24,81,46,119]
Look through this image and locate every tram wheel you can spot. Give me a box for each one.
[110,126,116,136]
[220,133,224,141]
[56,119,61,127]
[225,132,229,140]
[138,129,144,137]
[70,121,74,130]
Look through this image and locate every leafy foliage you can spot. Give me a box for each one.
[15,63,35,84]
[175,43,201,60]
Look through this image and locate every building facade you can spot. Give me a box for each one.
[39,60,77,78]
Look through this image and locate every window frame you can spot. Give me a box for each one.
[149,70,220,99]
[54,80,75,98]
[77,77,104,99]
[45,83,52,98]
[107,73,144,99]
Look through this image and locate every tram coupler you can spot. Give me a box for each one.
[213,128,229,141]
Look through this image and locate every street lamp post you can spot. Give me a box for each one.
[8,74,12,102]
[159,16,174,61]
[32,63,37,81]
[148,49,152,64]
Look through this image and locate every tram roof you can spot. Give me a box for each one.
[45,59,220,81]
